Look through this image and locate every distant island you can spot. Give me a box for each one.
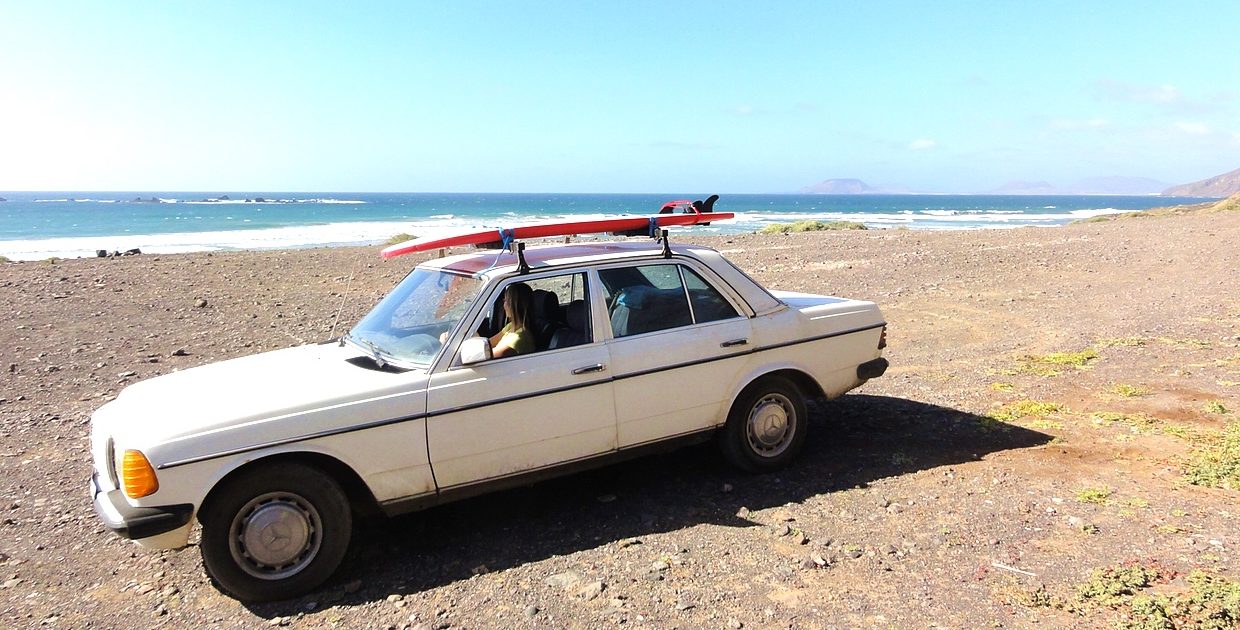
[1162,166,1240,197]
[799,174,1196,195]
[799,178,878,194]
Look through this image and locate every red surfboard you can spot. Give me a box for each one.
[381,207,733,259]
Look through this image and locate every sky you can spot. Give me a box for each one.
[2,1,1238,193]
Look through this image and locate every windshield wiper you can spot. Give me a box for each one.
[343,332,388,369]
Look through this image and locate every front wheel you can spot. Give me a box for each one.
[199,462,352,602]
[718,376,808,472]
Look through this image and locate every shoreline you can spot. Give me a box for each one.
[1,193,1219,262]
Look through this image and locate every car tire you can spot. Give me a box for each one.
[199,462,352,602]
[719,376,808,472]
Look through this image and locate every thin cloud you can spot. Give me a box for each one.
[1048,117,1109,131]
[1093,78,1219,115]
[1095,78,1182,104]
[647,140,722,151]
[908,138,936,150]
[1173,121,1210,135]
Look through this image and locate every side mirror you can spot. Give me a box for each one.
[459,336,493,365]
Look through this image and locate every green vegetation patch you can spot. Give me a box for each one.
[1095,336,1211,350]
[1008,348,1099,376]
[383,233,417,246]
[1184,420,1240,490]
[1004,560,1239,628]
[989,381,1017,393]
[1108,383,1150,398]
[1204,400,1229,415]
[1076,487,1112,505]
[1033,348,1100,366]
[1076,562,1165,606]
[987,399,1063,423]
[1091,411,1159,435]
[759,220,868,234]
[1068,195,1237,225]
[0,255,11,263]
[1097,337,1150,348]
[1124,570,1240,630]
[1209,193,1240,213]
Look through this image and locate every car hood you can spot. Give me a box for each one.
[92,342,428,464]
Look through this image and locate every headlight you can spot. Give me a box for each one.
[121,450,159,498]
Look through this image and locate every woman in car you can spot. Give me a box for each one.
[489,282,535,357]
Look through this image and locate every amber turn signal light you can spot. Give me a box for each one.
[122,450,159,498]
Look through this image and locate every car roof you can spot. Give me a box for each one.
[419,240,716,277]
[414,239,785,316]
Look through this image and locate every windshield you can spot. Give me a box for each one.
[347,268,483,366]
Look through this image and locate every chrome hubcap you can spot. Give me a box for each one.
[229,492,322,580]
[746,393,795,457]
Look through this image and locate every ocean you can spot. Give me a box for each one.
[0,192,1215,261]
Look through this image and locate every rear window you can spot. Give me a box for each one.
[599,263,739,337]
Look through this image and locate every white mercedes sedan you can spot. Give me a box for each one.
[90,240,888,601]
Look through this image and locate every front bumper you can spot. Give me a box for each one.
[91,473,193,541]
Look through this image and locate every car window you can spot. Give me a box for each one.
[599,263,738,338]
[681,266,740,323]
[481,271,592,356]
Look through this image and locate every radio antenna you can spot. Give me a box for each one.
[330,248,366,344]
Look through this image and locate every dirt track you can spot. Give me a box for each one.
[2,211,1237,628]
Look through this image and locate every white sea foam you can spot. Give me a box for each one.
[107,197,370,205]
[0,204,1135,261]
[179,197,364,204]
[0,219,448,261]
[1069,208,1122,217]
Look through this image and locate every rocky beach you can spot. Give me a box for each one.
[2,209,1238,628]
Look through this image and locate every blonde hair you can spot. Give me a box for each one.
[504,282,533,331]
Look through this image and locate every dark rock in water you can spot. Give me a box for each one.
[254,197,267,203]
[96,250,108,258]
[123,248,141,256]
[219,195,230,200]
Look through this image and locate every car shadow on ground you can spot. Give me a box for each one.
[246,394,1051,615]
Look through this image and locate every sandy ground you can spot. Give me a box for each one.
[1,211,1238,629]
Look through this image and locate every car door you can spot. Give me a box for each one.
[600,261,754,448]
[424,270,617,489]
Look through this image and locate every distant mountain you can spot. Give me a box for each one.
[990,180,1057,195]
[1066,176,1168,195]
[989,177,1168,195]
[800,178,876,194]
[1162,167,1240,197]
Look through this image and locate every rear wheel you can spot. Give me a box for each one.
[719,376,808,472]
[199,462,352,602]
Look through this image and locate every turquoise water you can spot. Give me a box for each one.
[0,192,1216,260]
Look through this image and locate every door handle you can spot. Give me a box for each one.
[572,363,606,375]
[720,338,749,348]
